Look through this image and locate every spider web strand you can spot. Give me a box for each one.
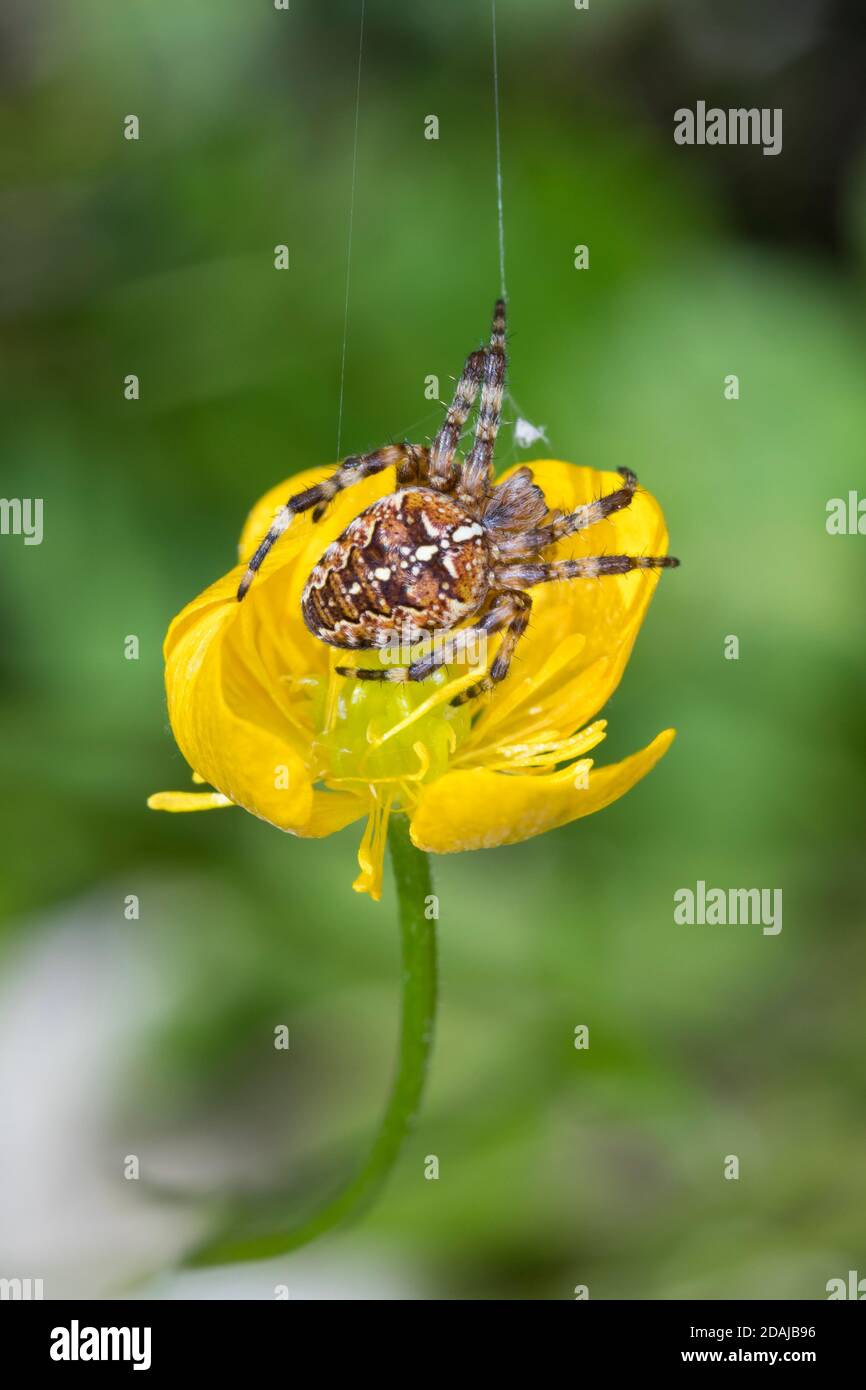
[491,0,507,303]
[336,0,366,459]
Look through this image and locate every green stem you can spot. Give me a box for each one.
[185,815,437,1267]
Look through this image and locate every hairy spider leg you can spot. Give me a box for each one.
[428,349,487,489]
[458,298,506,506]
[496,554,680,587]
[450,590,532,704]
[237,443,426,600]
[335,591,525,685]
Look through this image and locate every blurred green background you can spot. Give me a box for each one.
[2,0,865,1300]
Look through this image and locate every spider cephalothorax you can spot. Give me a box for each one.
[237,299,678,703]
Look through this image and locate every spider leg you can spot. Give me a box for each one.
[307,442,429,519]
[494,553,679,588]
[335,594,520,684]
[451,589,532,705]
[496,468,639,557]
[552,467,638,539]
[458,298,506,507]
[428,348,487,489]
[237,443,425,600]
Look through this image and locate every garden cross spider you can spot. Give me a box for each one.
[237,300,679,704]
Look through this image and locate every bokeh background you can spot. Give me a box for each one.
[2,0,865,1300]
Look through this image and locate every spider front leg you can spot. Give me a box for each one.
[550,467,638,539]
[237,443,426,600]
[495,468,640,558]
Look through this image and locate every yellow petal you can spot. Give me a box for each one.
[147,790,234,812]
[409,729,675,852]
[156,460,417,840]
[163,593,315,831]
[302,788,369,838]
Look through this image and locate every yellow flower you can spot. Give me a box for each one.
[149,460,675,899]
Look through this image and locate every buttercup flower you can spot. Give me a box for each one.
[149,460,675,898]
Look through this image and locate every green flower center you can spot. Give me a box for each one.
[309,665,474,789]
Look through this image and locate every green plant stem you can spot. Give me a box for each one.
[185,815,437,1267]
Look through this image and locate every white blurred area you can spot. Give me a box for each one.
[0,896,428,1300]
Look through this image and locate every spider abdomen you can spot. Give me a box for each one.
[301,487,490,649]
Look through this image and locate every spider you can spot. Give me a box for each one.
[237,299,678,704]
